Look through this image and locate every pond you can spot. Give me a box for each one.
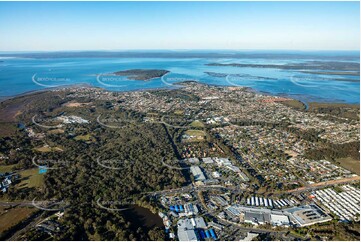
[122,205,163,231]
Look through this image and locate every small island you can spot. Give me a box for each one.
[113,69,169,81]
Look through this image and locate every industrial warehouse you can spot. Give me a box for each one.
[225,204,332,227]
[177,217,218,241]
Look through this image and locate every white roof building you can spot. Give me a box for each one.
[188,158,200,163]
[270,214,290,227]
[212,171,220,178]
[190,166,206,181]
[178,230,198,241]
[177,217,207,241]
[202,157,214,164]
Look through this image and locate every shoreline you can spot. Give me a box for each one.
[0,81,359,110]
[0,83,93,103]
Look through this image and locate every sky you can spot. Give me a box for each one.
[0,1,359,51]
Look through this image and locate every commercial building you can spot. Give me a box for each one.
[270,214,290,227]
[226,206,241,217]
[177,218,198,241]
[191,217,207,229]
[188,158,200,164]
[284,204,332,227]
[244,211,271,225]
[212,171,220,178]
[177,217,207,241]
[215,158,232,167]
[227,205,293,227]
[202,157,214,164]
[190,166,206,181]
[178,229,197,241]
[184,203,199,216]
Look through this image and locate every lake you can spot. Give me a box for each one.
[122,205,163,230]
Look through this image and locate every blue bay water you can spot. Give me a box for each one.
[0,56,359,104]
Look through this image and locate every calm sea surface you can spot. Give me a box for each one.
[0,55,359,103]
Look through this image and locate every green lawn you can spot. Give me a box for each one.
[336,157,360,175]
[184,130,206,142]
[185,129,206,137]
[18,168,44,188]
[0,207,36,233]
[74,134,95,142]
[174,110,184,115]
[190,120,205,128]
[34,146,63,152]
[0,164,16,173]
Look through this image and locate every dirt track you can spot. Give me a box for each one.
[286,175,360,193]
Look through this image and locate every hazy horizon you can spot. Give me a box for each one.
[0,1,359,51]
[0,49,360,53]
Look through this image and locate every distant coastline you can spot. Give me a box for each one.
[0,50,360,60]
[0,83,92,102]
[0,53,359,104]
[1,79,357,113]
